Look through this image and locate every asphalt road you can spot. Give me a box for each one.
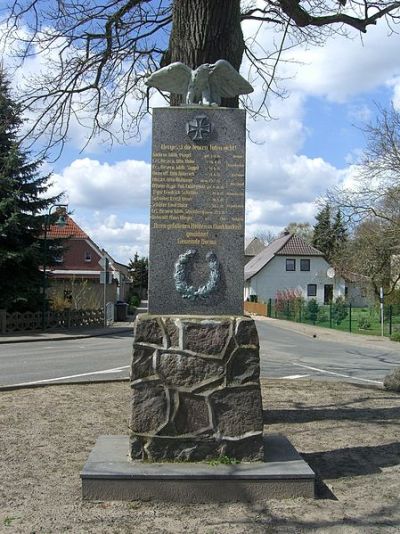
[0,332,133,387]
[0,320,399,387]
[256,320,400,385]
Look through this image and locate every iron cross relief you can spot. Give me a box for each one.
[186,115,212,141]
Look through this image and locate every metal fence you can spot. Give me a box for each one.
[244,300,400,338]
[0,308,104,334]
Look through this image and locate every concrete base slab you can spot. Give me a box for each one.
[81,434,315,502]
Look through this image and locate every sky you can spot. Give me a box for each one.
[4,7,400,265]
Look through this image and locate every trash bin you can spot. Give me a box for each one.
[115,301,128,321]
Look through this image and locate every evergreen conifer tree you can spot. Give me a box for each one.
[313,205,348,262]
[0,69,61,311]
[332,210,347,251]
[128,253,149,296]
[312,204,333,259]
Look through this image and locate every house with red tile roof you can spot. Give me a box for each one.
[244,233,370,306]
[45,215,131,310]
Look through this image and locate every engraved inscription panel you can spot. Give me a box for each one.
[148,107,246,315]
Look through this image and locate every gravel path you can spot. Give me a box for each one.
[1,379,400,533]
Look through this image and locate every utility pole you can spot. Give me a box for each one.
[99,256,109,328]
[41,204,68,329]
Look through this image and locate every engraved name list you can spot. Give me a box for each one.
[148,107,246,315]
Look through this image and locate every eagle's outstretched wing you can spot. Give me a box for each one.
[209,60,253,98]
[145,62,192,95]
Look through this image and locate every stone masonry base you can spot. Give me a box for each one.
[129,314,264,462]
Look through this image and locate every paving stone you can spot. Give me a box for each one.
[145,437,218,462]
[210,386,264,437]
[129,436,145,460]
[184,321,230,355]
[173,393,211,435]
[134,317,164,345]
[157,351,224,388]
[219,434,264,461]
[235,318,259,346]
[164,318,180,348]
[131,345,155,381]
[130,381,168,434]
[227,347,260,385]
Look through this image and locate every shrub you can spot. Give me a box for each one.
[358,317,371,330]
[317,309,328,323]
[275,288,304,320]
[305,299,319,324]
[129,295,140,308]
[390,332,400,342]
[331,296,348,325]
[50,293,72,311]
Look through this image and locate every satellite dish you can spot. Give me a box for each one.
[327,267,335,279]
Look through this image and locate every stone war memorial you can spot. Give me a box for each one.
[81,60,315,502]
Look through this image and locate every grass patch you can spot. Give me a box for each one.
[3,516,19,527]
[208,455,240,466]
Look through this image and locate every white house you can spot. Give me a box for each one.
[244,233,346,304]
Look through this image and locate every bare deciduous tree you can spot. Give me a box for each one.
[345,219,400,296]
[250,228,277,245]
[327,105,400,229]
[283,221,314,242]
[2,0,400,154]
[327,106,400,296]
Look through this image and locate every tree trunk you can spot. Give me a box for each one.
[162,0,244,108]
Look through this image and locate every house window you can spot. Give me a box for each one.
[52,245,64,263]
[84,251,92,262]
[307,284,317,297]
[286,259,296,271]
[300,259,310,271]
[361,287,367,298]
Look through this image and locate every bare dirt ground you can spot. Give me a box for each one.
[1,379,400,534]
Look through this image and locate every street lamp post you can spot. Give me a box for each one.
[42,204,68,330]
[138,264,143,299]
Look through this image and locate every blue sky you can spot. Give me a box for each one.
[3,11,400,265]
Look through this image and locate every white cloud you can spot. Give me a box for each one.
[245,190,320,228]
[91,222,149,263]
[346,103,373,123]
[73,213,149,263]
[245,198,283,225]
[240,16,400,234]
[50,158,150,210]
[90,218,149,245]
[387,77,400,110]
[245,96,342,230]
[281,155,339,201]
[285,26,400,103]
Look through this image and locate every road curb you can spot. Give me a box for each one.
[0,377,130,392]
[0,327,133,344]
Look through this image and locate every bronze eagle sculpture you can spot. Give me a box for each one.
[145,60,254,106]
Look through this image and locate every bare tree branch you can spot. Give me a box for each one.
[326,105,400,295]
[1,0,399,155]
